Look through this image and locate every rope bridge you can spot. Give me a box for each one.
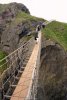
[0,37,35,100]
[11,31,41,100]
[0,31,41,100]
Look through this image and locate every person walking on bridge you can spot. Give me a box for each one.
[42,22,46,28]
[34,25,41,43]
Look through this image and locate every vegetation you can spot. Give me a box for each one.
[42,21,67,50]
[0,4,8,13]
[14,11,44,40]
[16,11,43,21]
[24,35,33,41]
[0,51,7,74]
[11,11,44,27]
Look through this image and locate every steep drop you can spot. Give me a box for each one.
[37,39,67,100]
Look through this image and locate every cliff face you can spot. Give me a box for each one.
[39,21,67,100]
[0,2,44,54]
[37,37,67,100]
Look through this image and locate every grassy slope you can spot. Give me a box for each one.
[42,21,67,50]
[0,51,7,60]
[16,11,43,21]
[0,51,7,74]
[11,11,44,28]
[15,11,44,39]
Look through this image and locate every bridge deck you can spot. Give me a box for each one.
[11,32,41,100]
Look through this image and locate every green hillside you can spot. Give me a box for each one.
[11,11,44,31]
[42,21,67,50]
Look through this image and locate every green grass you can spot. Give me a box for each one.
[24,35,33,41]
[16,11,44,21]
[11,11,44,25]
[42,21,67,50]
[8,11,44,35]
[0,51,7,74]
[20,34,33,43]
[0,4,8,13]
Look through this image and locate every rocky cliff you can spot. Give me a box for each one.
[37,36,67,100]
[0,2,44,54]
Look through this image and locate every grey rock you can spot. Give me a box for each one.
[37,38,67,100]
